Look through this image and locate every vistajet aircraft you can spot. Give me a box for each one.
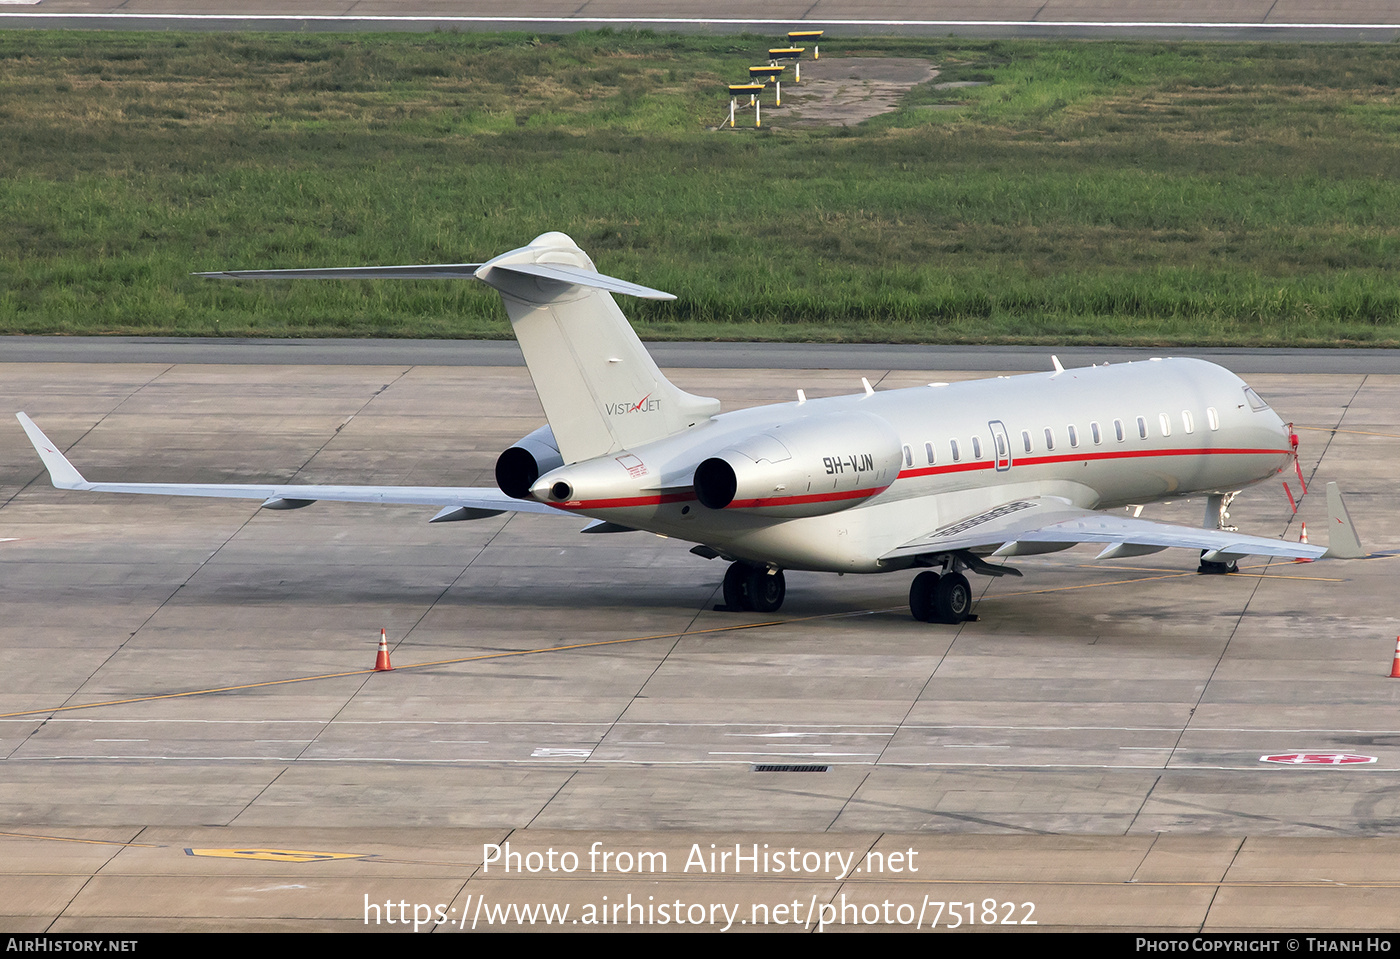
[18,232,1360,625]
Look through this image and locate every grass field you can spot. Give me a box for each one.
[4,31,1400,345]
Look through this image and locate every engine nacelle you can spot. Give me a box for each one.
[692,411,903,517]
[495,425,564,499]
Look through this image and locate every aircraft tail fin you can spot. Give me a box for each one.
[475,233,720,463]
[198,232,719,465]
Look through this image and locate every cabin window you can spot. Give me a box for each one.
[1137,416,1148,439]
[1090,421,1102,445]
[950,439,960,461]
[925,442,935,464]
[1044,428,1055,451]
[1021,430,1032,453]
[1114,419,1125,442]
[1207,408,1220,431]
[903,445,912,467]
[1159,413,1172,437]
[972,436,983,459]
[1182,410,1194,434]
[995,433,1007,458]
[1068,425,1079,448]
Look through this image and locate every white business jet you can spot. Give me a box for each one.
[19,232,1356,625]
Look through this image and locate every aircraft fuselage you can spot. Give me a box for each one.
[534,357,1294,572]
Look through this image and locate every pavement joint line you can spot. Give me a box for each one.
[0,829,159,848]
[0,609,899,721]
[1296,425,1400,439]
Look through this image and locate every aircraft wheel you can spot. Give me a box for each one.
[746,567,786,614]
[1197,552,1239,575]
[932,572,972,624]
[909,571,941,622]
[722,562,752,610]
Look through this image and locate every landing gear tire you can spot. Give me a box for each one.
[722,562,751,610]
[746,567,786,614]
[1197,551,1239,575]
[932,572,972,624]
[909,571,941,623]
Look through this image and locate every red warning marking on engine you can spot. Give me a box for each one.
[1260,753,1376,765]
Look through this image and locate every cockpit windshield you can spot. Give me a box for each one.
[1243,387,1270,411]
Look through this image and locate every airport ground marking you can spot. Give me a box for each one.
[0,610,891,720]
[1296,425,1400,440]
[1,14,1398,30]
[0,829,158,848]
[185,847,370,862]
[0,558,1351,720]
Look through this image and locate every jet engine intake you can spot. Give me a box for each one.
[495,425,564,499]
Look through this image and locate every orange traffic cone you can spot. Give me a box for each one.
[1390,638,1400,679]
[374,628,393,671]
[1294,522,1313,563]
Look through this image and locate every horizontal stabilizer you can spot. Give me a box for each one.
[194,264,483,280]
[195,261,674,299]
[484,262,675,300]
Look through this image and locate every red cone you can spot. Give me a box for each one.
[374,628,393,671]
[1294,522,1313,563]
[1390,638,1400,679]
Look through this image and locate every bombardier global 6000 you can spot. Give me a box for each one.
[20,232,1360,625]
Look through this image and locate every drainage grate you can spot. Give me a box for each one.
[752,764,830,773]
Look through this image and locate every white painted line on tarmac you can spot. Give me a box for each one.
[708,750,880,757]
[0,14,1396,30]
[19,754,1391,770]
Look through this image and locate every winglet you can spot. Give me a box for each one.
[16,413,91,490]
[1323,481,1365,559]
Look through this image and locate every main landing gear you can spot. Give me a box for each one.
[722,562,787,613]
[1197,552,1239,575]
[908,569,973,625]
[1197,492,1242,575]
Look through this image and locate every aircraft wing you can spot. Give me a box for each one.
[881,496,1327,563]
[16,413,558,519]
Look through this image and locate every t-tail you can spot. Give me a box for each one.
[197,231,720,464]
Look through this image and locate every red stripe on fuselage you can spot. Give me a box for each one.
[897,446,1289,480]
[729,484,889,510]
[550,491,695,511]
[545,447,1289,512]
[547,484,890,512]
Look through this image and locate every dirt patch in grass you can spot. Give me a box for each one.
[777,57,938,126]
